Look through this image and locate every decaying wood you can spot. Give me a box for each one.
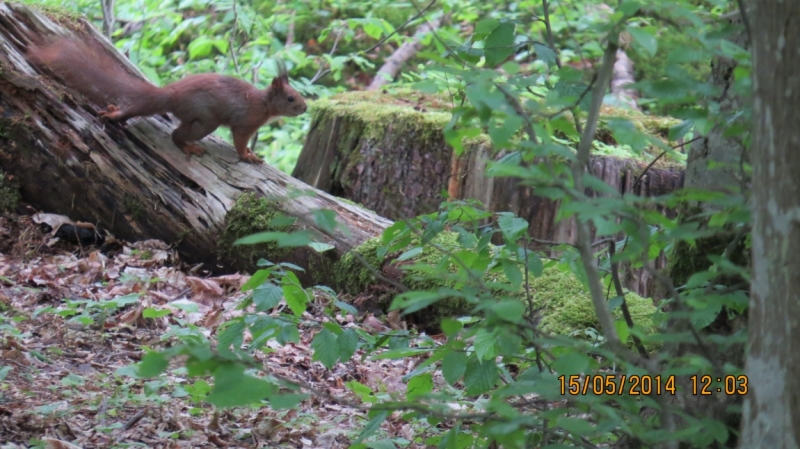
[0,3,391,275]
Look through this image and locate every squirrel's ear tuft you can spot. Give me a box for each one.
[271,74,284,90]
[275,59,289,83]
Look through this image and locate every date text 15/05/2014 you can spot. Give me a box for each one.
[558,375,748,396]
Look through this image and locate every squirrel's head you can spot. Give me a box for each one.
[265,60,307,117]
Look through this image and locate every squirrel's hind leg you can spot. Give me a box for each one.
[171,120,219,157]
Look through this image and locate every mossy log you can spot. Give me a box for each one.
[0,3,391,280]
[293,91,685,296]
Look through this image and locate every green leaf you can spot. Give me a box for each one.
[282,272,308,317]
[278,323,300,344]
[366,440,397,449]
[412,79,439,94]
[362,18,388,40]
[554,416,595,435]
[608,296,624,311]
[241,269,271,291]
[110,294,140,307]
[312,209,339,233]
[207,363,274,407]
[551,352,593,375]
[473,328,499,361]
[353,410,388,444]
[441,318,463,337]
[442,351,467,385]
[484,22,516,67]
[626,26,658,57]
[347,381,377,403]
[497,213,529,241]
[407,373,433,401]
[338,329,359,361]
[372,347,431,360]
[474,18,499,35]
[308,242,335,253]
[464,357,498,395]
[138,352,169,377]
[187,36,228,59]
[615,320,631,344]
[390,291,444,314]
[492,300,525,324]
[501,259,523,289]
[396,246,423,262]
[534,42,557,67]
[521,248,544,277]
[312,329,339,369]
[267,393,309,410]
[142,308,170,318]
[334,300,359,315]
[253,283,283,312]
[234,231,313,247]
[218,319,244,352]
[669,119,694,141]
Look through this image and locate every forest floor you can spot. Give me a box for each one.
[0,212,423,448]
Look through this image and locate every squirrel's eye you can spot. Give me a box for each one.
[288,96,295,102]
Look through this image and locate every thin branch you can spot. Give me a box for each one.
[541,0,562,70]
[248,60,265,152]
[496,83,538,144]
[632,135,703,190]
[101,0,116,38]
[310,29,343,84]
[227,0,242,76]
[570,36,622,349]
[608,239,649,358]
[364,0,437,55]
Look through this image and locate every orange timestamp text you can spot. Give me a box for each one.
[559,374,676,396]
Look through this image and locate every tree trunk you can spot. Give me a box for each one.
[740,0,800,446]
[0,3,391,281]
[292,91,684,296]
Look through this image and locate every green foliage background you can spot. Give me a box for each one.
[20,0,754,447]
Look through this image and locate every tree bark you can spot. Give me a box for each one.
[0,3,391,278]
[740,0,800,446]
[657,13,750,448]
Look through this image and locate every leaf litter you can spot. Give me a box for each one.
[0,214,433,448]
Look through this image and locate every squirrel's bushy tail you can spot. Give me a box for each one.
[29,37,169,113]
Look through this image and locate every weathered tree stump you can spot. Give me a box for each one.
[0,3,391,283]
[292,91,685,296]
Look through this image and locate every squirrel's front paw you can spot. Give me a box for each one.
[181,143,206,156]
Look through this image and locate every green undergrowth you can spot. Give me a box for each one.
[337,231,660,349]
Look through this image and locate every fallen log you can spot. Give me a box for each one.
[0,3,391,283]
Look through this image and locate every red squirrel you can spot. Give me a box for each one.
[28,37,307,164]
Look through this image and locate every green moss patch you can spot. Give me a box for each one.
[337,231,659,347]
[528,267,660,350]
[217,193,292,273]
[312,90,685,168]
[0,171,20,213]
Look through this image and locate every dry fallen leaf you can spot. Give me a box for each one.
[362,314,389,333]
